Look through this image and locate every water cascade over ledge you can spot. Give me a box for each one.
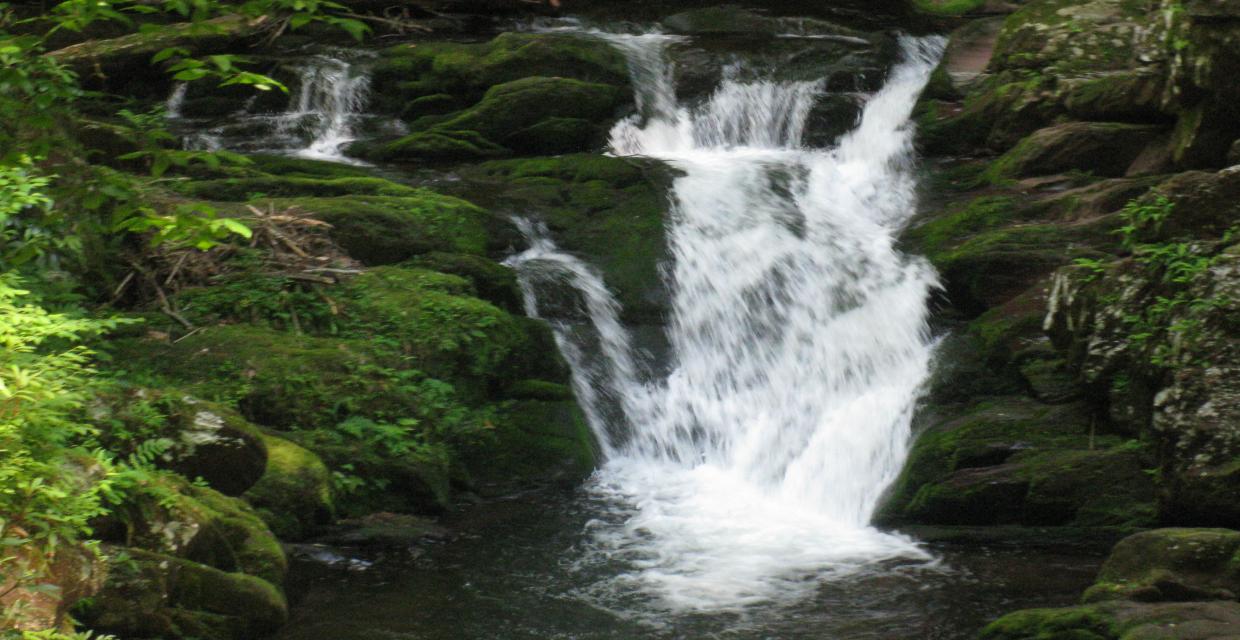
[508,33,948,613]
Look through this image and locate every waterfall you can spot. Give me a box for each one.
[509,32,947,613]
[166,54,372,163]
[279,55,371,163]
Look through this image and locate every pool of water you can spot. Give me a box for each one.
[277,485,1102,640]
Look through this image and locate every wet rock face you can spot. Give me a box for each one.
[1043,174,1240,526]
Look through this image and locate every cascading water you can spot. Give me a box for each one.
[509,32,947,613]
[167,54,374,163]
[279,55,371,162]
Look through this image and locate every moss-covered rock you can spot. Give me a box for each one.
[877,398,1157,529]
[369,32,629,114]
[407,252,524,313]
[376,77,624,161]
[462,397,595,496]
[93,387,267,496]
[258,192,497,264]
[458,154,674,323]
[177,175,419,201]
[979,600,1240,640]
[1083,528,1240,603]
[984,122,1164,181]
[242,433,335,541]
[94,471,286,586]
[78,547,287,640]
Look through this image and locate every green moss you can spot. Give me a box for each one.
[1083,528,1240,603]
[461,155,672,322]
[980,606,1117,640]
[78,547,288,640]
[905,196,1017,256]
[337,266,529,385]
[240,154,377,179]
[911,0,987,17]
[242,433,335,541]
[377,77,622,161]
[406,251,524,313]
[369,32,628,110]
[177,175,418,201]
[258,192,494,264]
[462,398,596,495]
[376,130,508,162]
[878,398,1157,529]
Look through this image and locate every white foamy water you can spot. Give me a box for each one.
[167,54,372,163]
[281,55,371,163]
[509,31,947,613]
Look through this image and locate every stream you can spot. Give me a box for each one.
[172,4,1108,637]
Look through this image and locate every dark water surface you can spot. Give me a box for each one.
[276,486,1102,640]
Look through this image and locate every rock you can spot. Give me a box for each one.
[94,473,287,585]
[458,154,675,323]
[980,599,1240,640]
[1083,528,1240,603]
[242,433,335,541]
[877,397,1158,529]
[1045,217,1240,526]
[986,122,1165,180]
[369,32,629,113]
[177,175,420,201]
[661,6,865,38]
[93,388,268,496]
[407,252,525,314]
[315,512,451,549]
[462,397,596,496]
[376,77,624,161]
[1228,139,1240,166]
[256,192,498,265]
[78,547,287,640]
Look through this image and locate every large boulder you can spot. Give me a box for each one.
[242,433,336,541]
[876,398,1158,529]
[94,473,287,585]
[375,77,625,161]
[78,547,288,640]
[93,388,268,496]
[985,122,1165,180]
[458,154,675,323]
[980,599,1240,640]
[1084,528,1240,603]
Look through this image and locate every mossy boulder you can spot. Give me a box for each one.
[877,398,1157,529]
[376,77,624,161]
[979,600,1240,640]
[78,547,287,640]
[93,387,267,496]
[369,32,629,114]
[178,175,419,201]
[258,192,498,264]
[94,472,286,585]
[984,123,1164,181]
[407,252,524,313]
[1083,528,1240,603]
[661,6,864,37]
[458,154,674,323]
[463,396,596,495]
[242,433,335,541]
